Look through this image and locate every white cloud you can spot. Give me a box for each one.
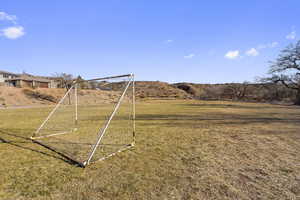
[246,48,259,56]
[0,11,17,24]
[184,54,195,59]
[286,31,296,40]
[224,50,239,59]
[1,26,25,39]
[164,39,173,44]
[0,11,25,39]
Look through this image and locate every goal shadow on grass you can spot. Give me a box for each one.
[0,129,84,166]
[31,136,133,168]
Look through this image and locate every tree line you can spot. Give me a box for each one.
[178,40,300,105]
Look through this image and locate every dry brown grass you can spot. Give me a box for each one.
[135,81,190,99]
[0,100,299,199]
[0,82,186,107]
[0,86,122,106]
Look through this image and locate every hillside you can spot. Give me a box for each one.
[0,81,191,107]
[135,81,190,99]
[0,86,123,107]
[0,81,295,107]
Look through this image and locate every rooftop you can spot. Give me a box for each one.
[8,75,51,83]
[0,70,19,76]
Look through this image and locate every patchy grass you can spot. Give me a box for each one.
[0,100,299,200]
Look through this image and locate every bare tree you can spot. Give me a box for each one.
[223,82,249,101]
[266,40,300,105]
[202,85,226,100]
[53,73,75,105]
[76,75,89,89]
[53,73,74,90]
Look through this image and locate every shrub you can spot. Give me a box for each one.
[23,89,57,103]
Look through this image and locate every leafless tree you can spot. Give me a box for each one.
[223,82,249,101]
[264,40,300,105]
[53,73,74,90]
[254,83,294,102]
[53,73,75,105]
[202,85,226,100]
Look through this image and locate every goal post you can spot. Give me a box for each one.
[31,74,136,167]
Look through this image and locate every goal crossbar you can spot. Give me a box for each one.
[75,74,133,83]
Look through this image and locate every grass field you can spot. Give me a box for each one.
[0,100,299,200]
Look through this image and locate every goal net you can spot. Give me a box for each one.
[31,74,135,167]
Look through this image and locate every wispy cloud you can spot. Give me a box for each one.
[224,50,239,59]
[1,26,25,39]
[246,48,259,56]
[184,54,195,59]
[286,31,296,40]
[164,39,173,44]
[0,11,25,39]
[0,11,17,24]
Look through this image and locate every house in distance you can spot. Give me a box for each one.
[0,70,59,88]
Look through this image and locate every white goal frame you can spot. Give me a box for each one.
[30,74,136,167]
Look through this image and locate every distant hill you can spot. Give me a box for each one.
[0,81,191,107]
[135,81,191,99]
[0,86,123,107]
[0,81,295,107]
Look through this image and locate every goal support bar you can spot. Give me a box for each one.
[84,76,133,166]
[31,84,75,139]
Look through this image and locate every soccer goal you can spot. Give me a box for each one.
[31,74,135,167]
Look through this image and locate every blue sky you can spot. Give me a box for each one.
[0,0,299,83]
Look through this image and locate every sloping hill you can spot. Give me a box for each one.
[0,86,123,107]
[0,82,191,107]
[135,81,191,99]
[173,83,201,96]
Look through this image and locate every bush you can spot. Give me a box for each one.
[23,89,57,103]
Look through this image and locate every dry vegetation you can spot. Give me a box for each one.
[0,80,296,108]
[0,86,123,107]
[134,81,191,99]
[0,99,299,200]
